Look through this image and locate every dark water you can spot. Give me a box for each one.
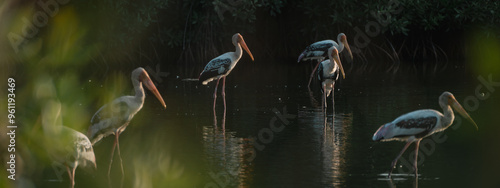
[40,61,500,188]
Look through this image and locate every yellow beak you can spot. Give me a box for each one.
[451,99,478,130]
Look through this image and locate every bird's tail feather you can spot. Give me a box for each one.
[297,51,306,62]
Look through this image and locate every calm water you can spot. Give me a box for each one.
[41,61,500,187]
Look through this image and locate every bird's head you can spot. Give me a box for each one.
[328,47,345,79]
[338,33,353,60]
[440,91,478,130]
[133,67,166,109]
[372,123,391,141]
[233,33,254,61]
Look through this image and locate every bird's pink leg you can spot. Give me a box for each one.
[331,84,335,118]
[307,62,321,89]
[331,90,335,126]
[115,132,125,188]
[322,85,327,114]
[213,78,220,126]
[66,165,71,180]
[413,140,420,177]
[222,77,227,130]
[388,141,413,178]
[66,166,74,188]
[213,78,220,112]
[71,165,77,188]
[108,132,118,188]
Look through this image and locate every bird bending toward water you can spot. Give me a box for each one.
[373,91,478,178]
[42,100,96,188]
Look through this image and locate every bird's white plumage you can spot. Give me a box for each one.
[316,40,337,46]
[60,126,96,168]
[318,59,339,97]
[392,109,442,123]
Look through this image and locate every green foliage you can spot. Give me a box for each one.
[297,0,363,37]
[67,0,500,67]
[77,0,285,47]
[386,0,500,35]
[76,0,169,46]
[296,0,500,37]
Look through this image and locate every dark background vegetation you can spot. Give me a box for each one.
[2,0,500,76]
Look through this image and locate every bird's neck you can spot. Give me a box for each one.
[326,60,337,75]
[41,101,63,135]
[337,42,344,52]
[234,43,243,61]
[336,37,344,52]
[132,79,146,103]
[441,104,455,129]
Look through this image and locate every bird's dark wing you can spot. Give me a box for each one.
[305,41,334,52]
[90,100,129,125]
[394,116,438,138]
[199,58,231,84]
[317,62,324,81]
[317,63,326,93]
[298,40,335,62]
[317,62,324,91]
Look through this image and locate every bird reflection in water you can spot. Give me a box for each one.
[202,125,254,187]
[319,112,353,186]
[384,173,419,188]
[213,107,226,130]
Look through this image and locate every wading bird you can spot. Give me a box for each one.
[317,47,345,114]
[42,100,96,188]
[298,33,353,89]
[199,33,254,115]
[372,91,478,178]
[87,67,166,187]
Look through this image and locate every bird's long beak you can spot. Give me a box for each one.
[332,52,345,79]
[239,36,254,61]
[451,98,478,130]
[344,40,353,61]
[143,76,167,109]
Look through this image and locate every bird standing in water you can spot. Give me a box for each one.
[317,46,345,115]
[298,33,352,89]
[373,92,478,178]
[38,82,96,188]
[87,67,166,187]
[198,33,254,124]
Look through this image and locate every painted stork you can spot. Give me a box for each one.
[372,91,478,178]
[317,47,345,113]
[298,33,353,89]
[198,33,254,114]
[87,67,166,186]
[42,100,96,188]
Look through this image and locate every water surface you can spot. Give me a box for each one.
[42,61,500,187]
